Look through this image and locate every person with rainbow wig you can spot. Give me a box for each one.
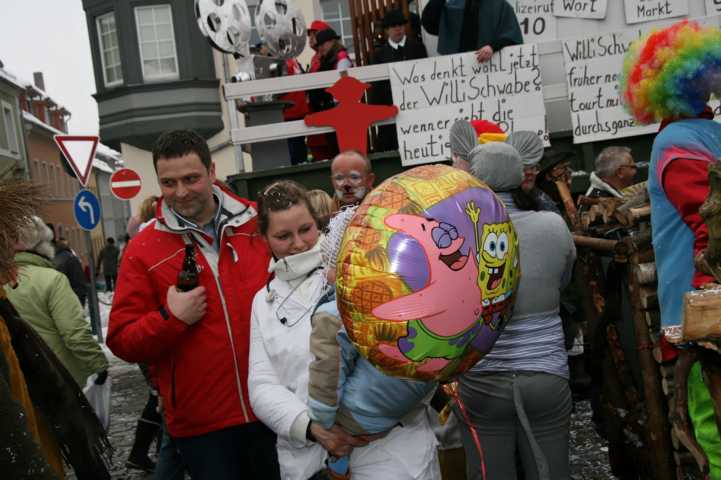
[622,19,721,478]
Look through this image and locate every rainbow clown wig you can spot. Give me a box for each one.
[621,20,721,124]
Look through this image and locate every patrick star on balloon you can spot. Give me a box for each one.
[372,213,482,374]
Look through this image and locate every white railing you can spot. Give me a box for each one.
[225,41,570,145]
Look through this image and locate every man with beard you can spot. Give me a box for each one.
[330,150,376,208]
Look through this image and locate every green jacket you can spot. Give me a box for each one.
[4,252,108,386]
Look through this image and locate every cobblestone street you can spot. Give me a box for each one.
[103,355,156,480]
[75,350,615,480]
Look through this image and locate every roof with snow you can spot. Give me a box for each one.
[0,66,25,91]
[23,110,62,135]
[24,111,120,172]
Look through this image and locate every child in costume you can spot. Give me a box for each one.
[622,19,721,479]
[308,207,439,479]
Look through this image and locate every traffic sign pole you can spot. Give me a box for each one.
[84,231,103,343]
[53,136,105,341]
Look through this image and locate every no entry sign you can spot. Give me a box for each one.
[110,168,142,200]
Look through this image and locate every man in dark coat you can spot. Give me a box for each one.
[370,9,428,152]
[96,237,119,292]
[53,237,87,306]
[422,0,523,61]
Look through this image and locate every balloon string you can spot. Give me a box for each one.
[445,383,486,480]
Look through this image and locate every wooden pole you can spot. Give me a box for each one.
[555,179,579,230]
[573,234,618,252]
[627,257,676,480]
[633,262,657,285]
[672,349,710,475]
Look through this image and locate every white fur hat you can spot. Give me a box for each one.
[15,216,55,259]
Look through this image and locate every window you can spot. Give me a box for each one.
[320,0,354,56]
[97,12,124,87]
[0,101,19,157]
[135,5,179,81]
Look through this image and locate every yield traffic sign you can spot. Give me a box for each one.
[53,135,98,187]
[73,190,102,231]
[110,168,142,200]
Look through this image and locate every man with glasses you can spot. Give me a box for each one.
[330,150,376,208]
[586,146,638,200]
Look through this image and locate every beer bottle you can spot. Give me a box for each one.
[177,244,199,292]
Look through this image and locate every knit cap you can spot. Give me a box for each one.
[506,131,544,167]
[469,142,523,191]
[448,120,478,161]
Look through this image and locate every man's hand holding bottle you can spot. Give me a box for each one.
[168,243,205,325]
[167,285,206,325]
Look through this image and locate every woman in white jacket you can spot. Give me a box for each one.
[248,181,440,480]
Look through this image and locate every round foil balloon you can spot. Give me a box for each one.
[336,164,520,381]
[195,0,253,56]
[255,0,307,59]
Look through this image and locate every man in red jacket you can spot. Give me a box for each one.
[107,130,277,479]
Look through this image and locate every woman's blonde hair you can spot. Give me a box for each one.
[138,195,159,223]
[307,189,336,230]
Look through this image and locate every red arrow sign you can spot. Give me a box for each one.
[53,135,98,187]
[110,168,142,200]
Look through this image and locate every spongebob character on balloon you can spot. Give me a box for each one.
[466,200,519,331]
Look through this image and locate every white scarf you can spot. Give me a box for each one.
[268,235,325,282]
[268,236,326,308]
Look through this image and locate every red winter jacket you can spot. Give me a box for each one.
[107,184,271,438]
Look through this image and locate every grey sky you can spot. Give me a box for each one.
[0,0,99,135]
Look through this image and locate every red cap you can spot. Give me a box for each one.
[471,120,504,135]
[308,20,331,32]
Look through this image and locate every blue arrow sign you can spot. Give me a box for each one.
[73,189,101,231]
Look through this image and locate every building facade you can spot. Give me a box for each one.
[82,0,227,212]
[20,76,88,258]
[19,71,129,267]
[0,63,29,179]
[81,0,353,211]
